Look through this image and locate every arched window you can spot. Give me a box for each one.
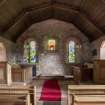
[48,39,56,51]
[100,41,105,59]
[0,42,6,61]
[68,38,82,63]
[68,41,76,63]
[24,40,36,64]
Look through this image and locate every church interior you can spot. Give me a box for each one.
[1,0,105,105]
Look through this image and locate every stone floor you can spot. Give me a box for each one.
[43,101,61,105]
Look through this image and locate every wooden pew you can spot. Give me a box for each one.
[68,85,105,105]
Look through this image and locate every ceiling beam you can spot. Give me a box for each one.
[3,6,52,41]
[3,3,104,42]
[1,2,51,32]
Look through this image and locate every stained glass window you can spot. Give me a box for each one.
[24,40,36,64]
[69,41,76,63]
[48,39,56,51]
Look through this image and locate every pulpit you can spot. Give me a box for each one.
[11,64,33,83]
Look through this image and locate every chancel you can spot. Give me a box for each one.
[0,0,105,105]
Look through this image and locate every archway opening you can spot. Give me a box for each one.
[100,41,105,59]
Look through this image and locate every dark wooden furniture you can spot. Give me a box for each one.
[82,65,93,82]
[72,66,81,84]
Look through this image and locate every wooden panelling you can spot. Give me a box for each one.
[12,68,24,82]
[0,62,7,84]
[93,60,105,84]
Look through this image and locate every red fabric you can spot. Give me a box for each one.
[40,79,61,101]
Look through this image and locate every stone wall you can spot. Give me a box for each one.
[38,53,65,76]
[17,19,92,75]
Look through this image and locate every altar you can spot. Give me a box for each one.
[33,75,74,80]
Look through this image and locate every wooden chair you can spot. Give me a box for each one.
[72,66,81,84]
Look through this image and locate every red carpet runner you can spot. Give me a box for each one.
[40,79,61,101]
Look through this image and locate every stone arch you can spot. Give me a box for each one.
[100,40,105,59]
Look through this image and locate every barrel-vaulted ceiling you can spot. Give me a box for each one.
[0,0,105,42]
